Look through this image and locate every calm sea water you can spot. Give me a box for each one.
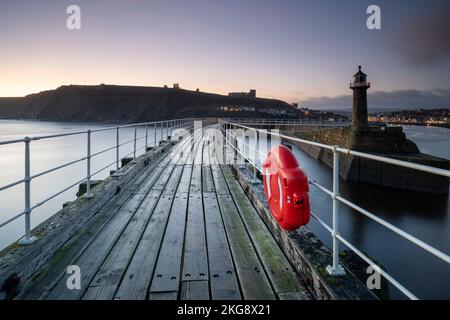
[0,120,449,299]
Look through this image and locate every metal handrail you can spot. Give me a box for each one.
[0,119,194,243]
[228,118,350,126]
[221,130,262,174]
[219,118,450,300]
[221,120,450,178]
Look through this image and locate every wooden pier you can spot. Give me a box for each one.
[15,128,310,300]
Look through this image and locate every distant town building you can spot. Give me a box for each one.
[219,105,256,112]
[228,89,256,99]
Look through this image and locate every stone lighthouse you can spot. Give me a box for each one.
[350,65,370,129]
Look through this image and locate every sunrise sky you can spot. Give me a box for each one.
[1,0,449,109]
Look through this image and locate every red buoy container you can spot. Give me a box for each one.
[262,145,310,231]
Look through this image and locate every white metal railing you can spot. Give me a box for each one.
[0,119,194,244]
[218,118,450,300]
[228,118,350,127]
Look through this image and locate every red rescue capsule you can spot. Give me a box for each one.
[262,144,310,231]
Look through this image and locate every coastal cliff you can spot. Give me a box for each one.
[0,85,295,122]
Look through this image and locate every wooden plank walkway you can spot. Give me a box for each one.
[20,127,311,300]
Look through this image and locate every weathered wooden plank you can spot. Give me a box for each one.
[216,193,276,300]
[151,165,175,191]
[181,281,210,300]
[210,131,222,167]
[182,194,208,282]
[135,165,174,196]
[148,193,188,294]
[177,164,193,194]
[202,133,211,166]
[221,165,307,298]
[202,165,215,193]
[162,166,184,195]
[205,129,217,166]
[178,132,201,165]
[82,190,161,300]
[134,163,168,195]
[113,195,174,300]
[209,136,218,166]
[45,193,146,300]
[279,291,311,300]
[194,134,204,165]
[211,165,230,195]
[148,291,178,300]
[190,165,202,194]
[203,192,241,300]
[183,139,195,165]
[149,150,192,299]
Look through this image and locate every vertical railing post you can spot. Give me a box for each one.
[239,129,246,169]
[160,122,163,142]
[223,122,227,163]
[154,122,157,147]
[145,124,148,151]
[226,123,230,161]
[326,146,346,276]
[83,130,93,198]
[19,137,36,244]
[252,129,259,184]
[133,125,137,158]
[233,126,238,163]
[113,126,120,178]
